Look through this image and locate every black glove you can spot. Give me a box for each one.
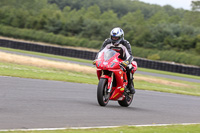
[121,60,129,67]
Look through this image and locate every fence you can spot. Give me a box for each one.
[0,39,199,76]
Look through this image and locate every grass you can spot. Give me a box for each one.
[0,60,199,96]
[0,62,97,84]
[0,124,200,133]
[135,79,200,96]
[135,73,200,96]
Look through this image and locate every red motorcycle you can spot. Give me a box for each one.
[95,49,137,107]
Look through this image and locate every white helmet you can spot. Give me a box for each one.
[110,27,124,46]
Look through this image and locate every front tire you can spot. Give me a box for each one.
[97,78,110,106]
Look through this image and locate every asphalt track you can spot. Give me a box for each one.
[0,76,200,130]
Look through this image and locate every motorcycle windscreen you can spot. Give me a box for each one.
[104,49,117,61]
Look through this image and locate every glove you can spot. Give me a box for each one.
[121,60,129,67]
[92,60,97,65]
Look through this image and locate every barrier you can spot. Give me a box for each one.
[0,39,199,76]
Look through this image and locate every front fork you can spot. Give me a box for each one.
[107,73,113,93]
[99,74,113,92]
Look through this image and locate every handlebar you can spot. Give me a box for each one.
[119,63,126,72]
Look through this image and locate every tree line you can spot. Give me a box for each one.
[0,0,200,66]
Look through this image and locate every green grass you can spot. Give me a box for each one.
[135,73,200,96]
[0,62,199,96]
[0,124,200,133]
[0,62,98,84]
[135,79,200,96]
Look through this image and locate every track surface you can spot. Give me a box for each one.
[0,76,200,130]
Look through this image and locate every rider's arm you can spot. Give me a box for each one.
[123,40,134,63]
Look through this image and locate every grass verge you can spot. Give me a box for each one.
[0,62,97,84]
[0,124,200,133]
[1,46,200,80]
[0,60,199,96]
[134,72,200,96]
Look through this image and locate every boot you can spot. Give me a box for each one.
[127,71,135,94]
[127,80,135,94]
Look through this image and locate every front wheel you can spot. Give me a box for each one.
[97,78,110,106]
[118,93,134,107]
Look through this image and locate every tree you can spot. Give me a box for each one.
[191,0,200,11]
[84,5,101,20]
[182,11,200,27]
[148,10,169,25]
[195,34,200,54]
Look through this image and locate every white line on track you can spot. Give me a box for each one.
[0,123,199,132]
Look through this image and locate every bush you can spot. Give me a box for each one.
[196,42,200,54]
[0,24,90,47]
[147,54,160,60]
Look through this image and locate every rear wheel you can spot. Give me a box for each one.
[118,90,134,107]
[97,78,110,106]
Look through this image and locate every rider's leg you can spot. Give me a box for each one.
[126,68,135,94]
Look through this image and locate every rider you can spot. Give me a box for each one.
[93,27,135,94]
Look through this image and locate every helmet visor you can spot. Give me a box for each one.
[111,36,120,41]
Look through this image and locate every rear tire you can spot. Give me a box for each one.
[118,93,134,107]
[97,78,110,106]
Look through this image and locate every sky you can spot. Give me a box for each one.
[139,0,193,10]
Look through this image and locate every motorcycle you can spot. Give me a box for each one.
[95,49,137,107]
